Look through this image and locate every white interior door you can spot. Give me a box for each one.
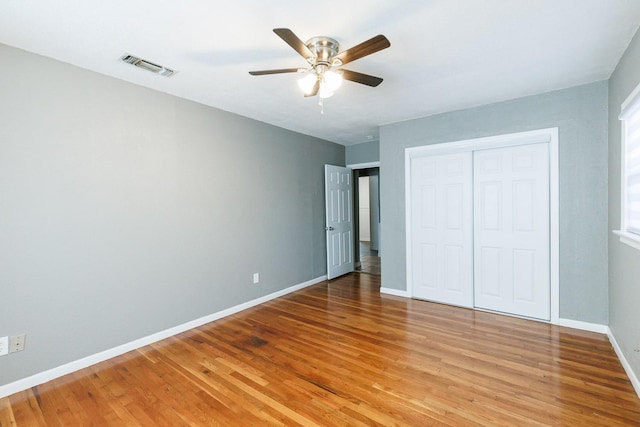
[325,165,354,279]
[473,143,550,320]
[411,153,473,307]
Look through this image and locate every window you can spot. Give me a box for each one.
[616,82,640,250]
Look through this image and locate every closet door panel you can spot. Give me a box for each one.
[473,143,550,320]
[411,153,473,307]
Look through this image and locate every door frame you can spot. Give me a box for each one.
[404,128,559,324]
[347,161,381,262]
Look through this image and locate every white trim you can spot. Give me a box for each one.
[620,79,640,119]
[404,148,413,297]
[619,89,640,244]
[404,127,560,323]
[556,318,608,334]
[613,230,640,251]
[0,275,327,399]
[348,161,382,257]
[619,120,627,240]
[347,161,380,169]
[380,287,410,298]
[380,290,610,336]
[404,128,555,158]
[549,128,560,324]
[608,327,640,398]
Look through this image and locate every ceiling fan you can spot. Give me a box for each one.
[249,28,390,102]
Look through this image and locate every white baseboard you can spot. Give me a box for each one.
[607,327,640,399]
[555,318,608,334]
[380,287,410,298]
[375,292,610,336]
[0,275,327,399]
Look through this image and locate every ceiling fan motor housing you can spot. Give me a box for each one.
[305,37,340,65]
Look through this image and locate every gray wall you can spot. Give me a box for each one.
[0,44,344,386]
[346,140,379,165]
[608,30,640,380]
[380,81,609,324]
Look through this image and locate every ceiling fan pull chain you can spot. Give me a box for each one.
[319,97,324,114]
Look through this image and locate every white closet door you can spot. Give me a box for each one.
[473,143,550,320]
[411,153,473,307]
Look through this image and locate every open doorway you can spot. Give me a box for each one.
[354,167,381,275]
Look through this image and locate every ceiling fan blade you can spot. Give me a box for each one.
[333,35,390,66]
[341,69,384,87]
[273,28,315,61]
[249,68,303,76]
[304,79,320,97]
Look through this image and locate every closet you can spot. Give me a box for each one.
[407,129,555,321]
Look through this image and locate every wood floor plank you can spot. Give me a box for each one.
[1,273,639,426]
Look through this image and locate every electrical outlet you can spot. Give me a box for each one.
[9,334,25,353]
[253,273,260,284]
[0,336,8,356]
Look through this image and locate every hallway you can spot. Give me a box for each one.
[356,241,380,275]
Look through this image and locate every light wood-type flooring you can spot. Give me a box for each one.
[1,273,639,426]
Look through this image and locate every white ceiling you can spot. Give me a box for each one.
[2,1,640,146]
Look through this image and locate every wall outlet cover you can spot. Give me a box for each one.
[9,334,26,353]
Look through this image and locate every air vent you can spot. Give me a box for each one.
[120,54,176,77]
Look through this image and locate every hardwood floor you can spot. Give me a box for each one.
[356,241,381,276]
[1,273,639,426]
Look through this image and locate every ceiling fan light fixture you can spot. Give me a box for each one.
[323,70,343,92]
[297,73,317,95]
[318,83,334,99]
